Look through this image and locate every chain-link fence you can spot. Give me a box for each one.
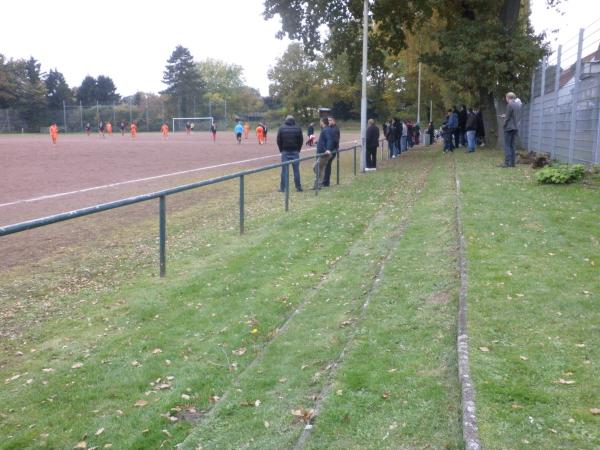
[521,18,600,164]
[0,97,232,134]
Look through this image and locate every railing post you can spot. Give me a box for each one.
[239,175,245,234]
[538,56,547,153]
[284,162,290,211]
[353,146,357,176]
[550,45,562,160]
[568,28,585,163]
[336,152,340,185]
[159,195,166,277]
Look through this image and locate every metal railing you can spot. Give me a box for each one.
[1,141,389,277]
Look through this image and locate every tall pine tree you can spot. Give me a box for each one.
[161,45,205,117]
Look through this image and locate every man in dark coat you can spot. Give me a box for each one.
[276,115,304,192]
[366,119,380,170]
[314,117,335,188]
[322,117,340,187]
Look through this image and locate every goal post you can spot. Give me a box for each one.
[172,117,214,132]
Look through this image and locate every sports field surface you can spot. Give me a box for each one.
[1,131,358,269]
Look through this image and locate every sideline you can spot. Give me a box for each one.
[0,139,358,209]
[0,154,279,209]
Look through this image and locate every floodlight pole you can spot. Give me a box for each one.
[417,62,422,125]
[359,0,368,173]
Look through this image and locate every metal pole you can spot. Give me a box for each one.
[336,152,340,185]
[129,98,132,124]
[430,100,433,123]
[594,98,600,163]
[353,146,357,176]
[224,99,227,122]
[417,62,422,126]
[550,45,562,160]
[96,101,99,121]
[538,56,547,153]
[209,100,212,117]
[359,0,368,173]
[239,175,245,234]
[79,101,83,131]
[159,195,166,277]
[146,95,149,131]
[568,28,585,163]
[162,101,165,123]
[63,100,68,133]
[284,163,290,212]
[527,69,536,152]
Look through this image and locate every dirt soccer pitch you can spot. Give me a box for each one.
[0,130,358,269]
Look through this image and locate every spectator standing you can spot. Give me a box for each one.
[442,110,454,153]
[458,105,468,147]
[465,107,477,153]
[314,117,335,188]
[475,107,486,146]
[306,123,315,146]
[366,118,380,170]
[400,119,408,153]
[426,121,435,145]
[451,107,460,148]
[276,115,304,192]
[322,117,340,187]
[500,92,521,167]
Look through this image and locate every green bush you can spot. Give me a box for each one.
[535,164,586,184]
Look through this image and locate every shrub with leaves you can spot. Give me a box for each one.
[535,164,586,184]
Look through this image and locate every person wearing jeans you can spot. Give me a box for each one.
[501,92,521,167]
[314,117,335,188]
[276,115,304,192]
[465,107,477,153]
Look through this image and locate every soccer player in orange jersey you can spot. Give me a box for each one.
[130,121,138,138]
[161,122,169,139]
[256,124,264,144]
[49,123,58,145]
[106,121,113,135]
[243,122,250,139]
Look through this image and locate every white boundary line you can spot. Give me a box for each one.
[1,139,358,210]
[0,154,280,209]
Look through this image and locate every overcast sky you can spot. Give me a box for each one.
[0,0,595,97]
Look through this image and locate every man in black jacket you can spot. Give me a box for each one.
[276,115,304,192]
[366,119,379,170]
[322,117,340,187]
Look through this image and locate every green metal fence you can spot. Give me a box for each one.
[1,141,389,277]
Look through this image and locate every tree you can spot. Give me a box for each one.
[268,43,324,122]
[16,57,47,130]
[264,0,559,146]
[96,75,120,103]
[0,54,19,108]
[77,76,99,105]
[161,45,205,117]
[197,58,245,93]
[45,69,73,109]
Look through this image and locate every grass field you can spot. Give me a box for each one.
[0,145,599,449]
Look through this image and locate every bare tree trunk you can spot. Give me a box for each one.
[479,87,499,147]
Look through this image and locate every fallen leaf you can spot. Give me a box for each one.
[254,399,261,407]
[264,421,270,428]
[575,343,586,348]
[520,356,529,361]
[336,390,343,396]
[152,349,162,354]
[232,348,247,356]
[387,368,397,373]
[555,379,576,385]
[181,394,191,400]
[71,363,84,369]
[208,395,220,403]
[382,391,390,399]
[73,442,87,449]
[95,428,105,436]
[590,408,600,415]
[250,328,258,334]
[42,368,55,373]
[479,347,490,352]
[131,361,141,367]
[134,400,148,407]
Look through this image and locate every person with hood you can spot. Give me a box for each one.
[276,115,304,192]
[322,117,340,187]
